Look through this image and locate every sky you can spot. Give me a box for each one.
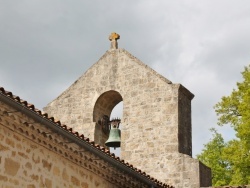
[1,1,250,157]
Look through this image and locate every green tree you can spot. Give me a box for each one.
[197,129,231,186]
[198,65,250,185]
[215,65,250,185]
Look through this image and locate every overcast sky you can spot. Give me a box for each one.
[1,1,250,156]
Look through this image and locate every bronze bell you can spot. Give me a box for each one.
[105,119,121,148]
[105,126,121,148]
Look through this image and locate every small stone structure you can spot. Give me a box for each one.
[44,33,212,187]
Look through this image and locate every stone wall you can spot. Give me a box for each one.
[0,101,117,188]
[199,162,212,186]
[44,48,211,187]
[178,85,193,156]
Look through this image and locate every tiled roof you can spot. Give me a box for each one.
[0,86,173,188]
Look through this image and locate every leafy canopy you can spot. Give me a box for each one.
[197,129,231,186]
[198,65,250,186]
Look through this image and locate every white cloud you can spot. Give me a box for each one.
[0,0,250,157]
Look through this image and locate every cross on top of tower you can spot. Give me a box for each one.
[109,32,120,50]
[109,32,120,41]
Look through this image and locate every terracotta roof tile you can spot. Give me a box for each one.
[0,86,174,188]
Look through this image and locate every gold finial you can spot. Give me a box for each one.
[109,32,120,49]
[109,32,120,41]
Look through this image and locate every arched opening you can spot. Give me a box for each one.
[93,90,123,148]
[93,90,123,122]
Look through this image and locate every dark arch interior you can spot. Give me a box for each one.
[93,90,123,148]
[93,90,123,122]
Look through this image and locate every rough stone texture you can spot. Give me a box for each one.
[44,48,212,187]
[0,101,146,188]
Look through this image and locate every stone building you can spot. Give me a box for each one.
[43,33,212,187]
[0,33,216,188]
[0,87,171,187]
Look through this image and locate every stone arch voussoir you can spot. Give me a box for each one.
[93,90,123,122]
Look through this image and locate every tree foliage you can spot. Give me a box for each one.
[198,65,250,186]
[197,129,231,186]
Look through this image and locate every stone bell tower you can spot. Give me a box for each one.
[44,33,211,187]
